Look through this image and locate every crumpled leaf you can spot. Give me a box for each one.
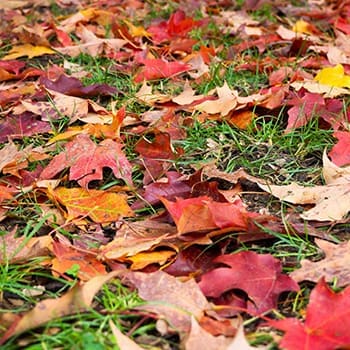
[161,196,252,234]
[40,134,133,188]
[193,82,265,117]
[50,187,134,223]
[199,251,299,314]
[0,270,121,344]
[270,278,350,350]
[55,24,127,57]
[290,239,350,287]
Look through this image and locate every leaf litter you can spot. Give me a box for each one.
[0,0,350,349]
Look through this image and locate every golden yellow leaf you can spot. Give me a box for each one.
[125,250,176,270]
[3,44,56,60]
[51,187,134,223]
[123,19,151,38]
[292,19,314,35]
[314,64,350,88]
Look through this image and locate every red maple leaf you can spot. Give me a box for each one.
[286,92,346,132]
[198,251,299,314]
[271,278,350,350]
[0,113,51,142]
[329,131,350,166]
[40,134,132,188]
[134,58,191,82]
[147,10,204,44]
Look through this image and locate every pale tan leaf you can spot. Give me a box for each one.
[172,81,204,105]
[322,150,350,185]
[290,239,350,287]
[109,320,145,350]
[0,271,121,343]
[291,81,350,98]
[185,317,233,350]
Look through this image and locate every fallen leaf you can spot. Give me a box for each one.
[125,250,176,270]
[184,316,234,350]
[329,131,350,166]
[134,58,191,83]
[50,239,106,280]
[0,113,51,142]
[258,152,350,221]
[0,231,51,264]
[126,270,211,333]
[40,134,133,188]
[55,24,127,57]
[314,63,350,88]
[270,278,350,350]
[2,44,56,60]
[0,270,121,344]
[50,187,134,223]
[109,320,145,350]
[290,238,350,286]
[199,251,299,314]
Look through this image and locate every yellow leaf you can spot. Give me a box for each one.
[51,187,134,223]
[314,64,350,88]
[292,19,314,35]
[125,250,176,270]
[47,128,86,145]
[3,44,56,60]
[123,19,151,38]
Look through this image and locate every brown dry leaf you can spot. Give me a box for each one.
[126,270,211,333]
[258,152,350,221]
[290,239,350,287]
[99,219,176,260]
[109,320,145,350]
[226,324,267,349]
[0,230,51,264]
[2,44,56,60]
[0,270,121,344]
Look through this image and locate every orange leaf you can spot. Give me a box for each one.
[51,240,106,281]
[51,187,134,223]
